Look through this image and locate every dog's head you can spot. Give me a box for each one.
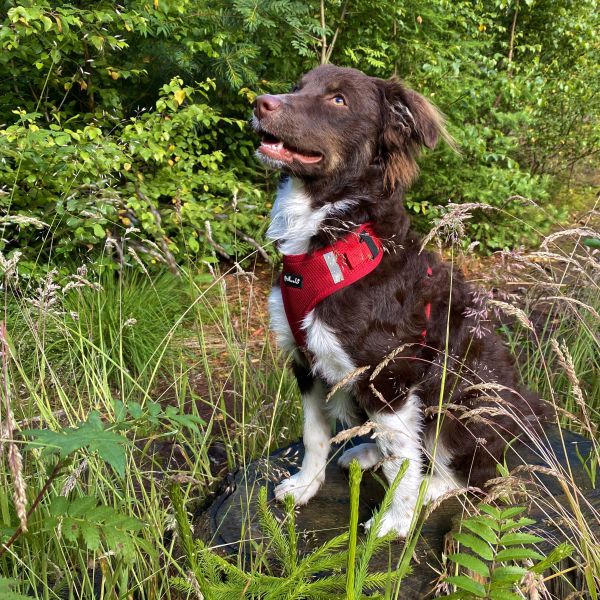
[253,64,449,189]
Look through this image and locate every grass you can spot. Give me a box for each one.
[0,207,598,598]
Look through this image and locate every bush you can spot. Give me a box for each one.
[1,0,598,271]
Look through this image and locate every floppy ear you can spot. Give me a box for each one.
[376,77,450,189]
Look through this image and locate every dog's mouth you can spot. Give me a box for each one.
[258,132,323,165]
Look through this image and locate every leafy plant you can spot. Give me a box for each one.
[445,504,574,599]
[43,495,145,562]
[114,398,205,437]
[168,459,408,599]
[0,578,31,600]
[24,411,129,476]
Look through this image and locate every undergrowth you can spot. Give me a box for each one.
[0,205,598,598]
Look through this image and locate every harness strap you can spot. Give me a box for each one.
[280,224,383,347]
[420,266,433,344]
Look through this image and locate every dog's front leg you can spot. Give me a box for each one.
[366,395,424,538]
[274,362,330,505]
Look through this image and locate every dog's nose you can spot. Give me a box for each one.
[255,94,282,119]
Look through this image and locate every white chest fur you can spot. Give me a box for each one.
[267,177,357,387]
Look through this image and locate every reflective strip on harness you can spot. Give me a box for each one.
[280,224,383,347]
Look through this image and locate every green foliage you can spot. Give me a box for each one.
[5,268,191,397]
[0,578,31,600]
[168,461,408,599]
[1,0,598,272]
[24,411,128,476]
[114,398,206,436]
[43,495,145,562]
[445,503,574,599]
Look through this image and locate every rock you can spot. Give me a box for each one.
[196,427,597,597]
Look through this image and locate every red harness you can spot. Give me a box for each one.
[280,224,434,350]
[420,265,433,344]
[281,224,383,347]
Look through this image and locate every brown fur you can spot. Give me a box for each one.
[253,64,551,488]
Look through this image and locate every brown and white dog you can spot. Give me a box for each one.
[253,64,549,537]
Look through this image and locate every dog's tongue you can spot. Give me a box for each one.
[259,139,322,164]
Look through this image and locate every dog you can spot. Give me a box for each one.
[252,64,549,537]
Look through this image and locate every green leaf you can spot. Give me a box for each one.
[471,515,501,531]
[499,506,527,520]
[89,432,127,476]
[489,590,524,600]
[448,553,490,577]
[80,523,101,551]
[453,532,493,561]
[500,517,536,532]
[462,518,498,544]
[495,547,544,562]
[446,575,486,597]
[491,565,528,583]
[68,496,98,517]
[49,496,69,517]
[479,504,502,519]
[0,578,31,600]
[531,543,574,574]
[498,532,544,546]
[62,517,80,542]
[24,413,128,475]
[93,223,105,238]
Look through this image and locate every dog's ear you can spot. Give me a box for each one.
[375,77,450,189]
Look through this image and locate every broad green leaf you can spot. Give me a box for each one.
[491,565,528,583]
[446,575,486,597]
[495,547,544,562]
[448,552,490,577]
[453,532,493,561]
[462,519,498,544]
[498,532,544,546]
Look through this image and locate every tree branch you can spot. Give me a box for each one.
[325,0,350,64]
[320,0,328,64]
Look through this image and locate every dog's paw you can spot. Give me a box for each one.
[337,443,382,470]
[363,509,414,538]
[274,472,323,505]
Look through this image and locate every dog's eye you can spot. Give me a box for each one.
[332,94,346,106]
[291,84,300,93]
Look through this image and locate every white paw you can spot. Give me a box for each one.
[274,471,323,505]
[363,508,414,538]
[337,443,383,470]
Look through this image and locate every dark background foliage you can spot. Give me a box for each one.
[1,0,598,278]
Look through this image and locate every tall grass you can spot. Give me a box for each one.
[0,258,298,598]
[0,204,598,598]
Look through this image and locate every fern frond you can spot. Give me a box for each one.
[354,459,408,596]
[300,531,349,574]
[257,486,293,574]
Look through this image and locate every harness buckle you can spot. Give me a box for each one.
[359,231,380,259]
